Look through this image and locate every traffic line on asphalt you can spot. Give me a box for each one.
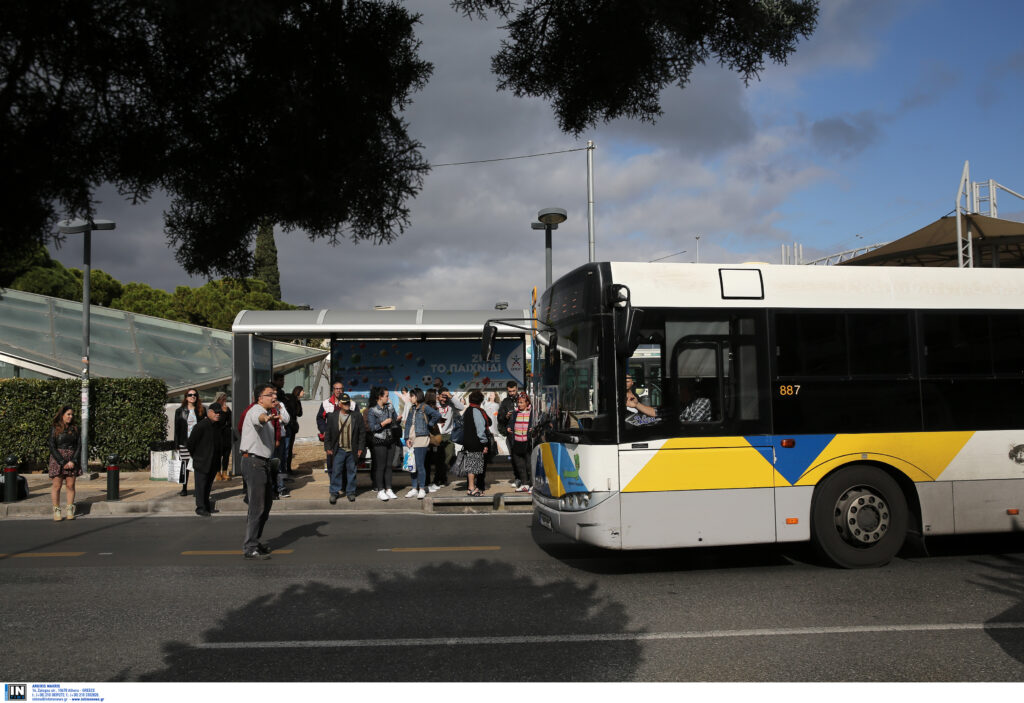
[0,552,86,558]
[378,546,501,553]
[194,621,1024,649]
[181,550,295,556]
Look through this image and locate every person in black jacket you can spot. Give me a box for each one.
[283,385,304,474]
[323,393,366,504]
[47,405,82,522]
[187,403,223,516]
[174,388,205,497]
[496,381,519,442]
[212,392,233,481]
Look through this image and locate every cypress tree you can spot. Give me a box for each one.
[254,220,281,300]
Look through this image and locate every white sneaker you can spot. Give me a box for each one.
[428,484,440,493]
[417,488,426,499]
[386,489,397,500]
[377,490,389,502]
[405,488,418,498]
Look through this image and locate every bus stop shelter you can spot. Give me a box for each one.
[230,307,531,409]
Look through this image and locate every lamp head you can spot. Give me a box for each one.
[537,207,567,226]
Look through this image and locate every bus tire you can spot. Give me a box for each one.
[811,464,908,569]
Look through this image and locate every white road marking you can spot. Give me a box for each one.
[195,621,1024,649]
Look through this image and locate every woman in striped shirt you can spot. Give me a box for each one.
[508,392,533,492]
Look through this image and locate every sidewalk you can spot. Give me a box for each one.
[0,444,533,519]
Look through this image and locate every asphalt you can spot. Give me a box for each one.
[0,442,533,519]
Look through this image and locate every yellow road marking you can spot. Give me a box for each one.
[181,550,294,555]
[0,552,86,558]
[389,546,501,553]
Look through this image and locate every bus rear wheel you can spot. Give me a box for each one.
[811,465,908,569]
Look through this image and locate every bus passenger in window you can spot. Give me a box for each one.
[679,383,712,423]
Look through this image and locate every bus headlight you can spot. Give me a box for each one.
[560,492,592,511]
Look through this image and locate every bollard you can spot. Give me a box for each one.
[106,453,120,501]
[3,454,18,503]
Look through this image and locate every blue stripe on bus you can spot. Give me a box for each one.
[746,434,836,486]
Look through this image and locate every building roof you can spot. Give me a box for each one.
[0,288,326,394]
[841,213,1024,267]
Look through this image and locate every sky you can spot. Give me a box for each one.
[48,0,1024,314]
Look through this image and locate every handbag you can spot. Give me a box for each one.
[451,450,469,478]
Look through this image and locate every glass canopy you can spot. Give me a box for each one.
[0,289,325,394]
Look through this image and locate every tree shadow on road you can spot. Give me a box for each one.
[965,551,1024,667]
[138,559,642,681]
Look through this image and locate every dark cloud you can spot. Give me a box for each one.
[599,65,757,157]
[810,113,881,158]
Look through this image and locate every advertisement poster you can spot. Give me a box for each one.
[330,339,525,393]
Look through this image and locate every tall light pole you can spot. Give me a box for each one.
[532,207,567,290]
[57,218,116,479]
[586,140,595,262]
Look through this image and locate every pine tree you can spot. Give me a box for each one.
[254,220,281,301]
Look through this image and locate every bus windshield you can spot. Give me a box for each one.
[537,266,616,442]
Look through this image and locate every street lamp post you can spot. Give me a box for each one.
[57,218,116,479]
[532,207,567,290]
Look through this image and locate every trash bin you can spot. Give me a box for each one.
[149,440,176,481]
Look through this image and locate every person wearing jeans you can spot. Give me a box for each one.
[402,388,439,500]
[323,393,365,503]
[367,387,399,500]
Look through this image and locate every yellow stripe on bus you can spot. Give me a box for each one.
[624,444,779,492]
[794,432,973,486]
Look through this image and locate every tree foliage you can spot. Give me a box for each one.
[9,261,80,301]
[2,0,433,278]
[452,0,819,134]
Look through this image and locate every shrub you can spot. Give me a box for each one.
[0,378,167,468]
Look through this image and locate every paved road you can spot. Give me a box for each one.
[3,513,1024,681]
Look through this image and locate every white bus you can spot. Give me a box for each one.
[521,261,1024,568]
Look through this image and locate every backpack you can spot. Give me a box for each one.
[450,406,465,444]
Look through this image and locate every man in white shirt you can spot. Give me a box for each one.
[239,383,281,560]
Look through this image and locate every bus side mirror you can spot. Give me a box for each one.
[619,307,645,356]
[548,331,560,367]
[481,322,497,361]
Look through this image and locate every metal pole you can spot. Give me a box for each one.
[545,224,553,290]
[695,235,700,263]
[587,140,595,262]
[81,229,91,479]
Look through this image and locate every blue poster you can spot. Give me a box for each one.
[330,339,525,393]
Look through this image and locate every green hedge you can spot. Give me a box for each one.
[0,378,168,467]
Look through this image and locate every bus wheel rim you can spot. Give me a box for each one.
[833,486,890,546]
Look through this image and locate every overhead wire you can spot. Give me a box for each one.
[430,146,588,167]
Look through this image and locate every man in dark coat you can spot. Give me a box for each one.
[187,402,224,516]
[323,393,366,504]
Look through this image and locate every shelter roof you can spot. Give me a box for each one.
[232,308,531,337]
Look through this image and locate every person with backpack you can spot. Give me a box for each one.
[460,390,491,496]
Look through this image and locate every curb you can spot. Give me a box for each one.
[0,493,533,518]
